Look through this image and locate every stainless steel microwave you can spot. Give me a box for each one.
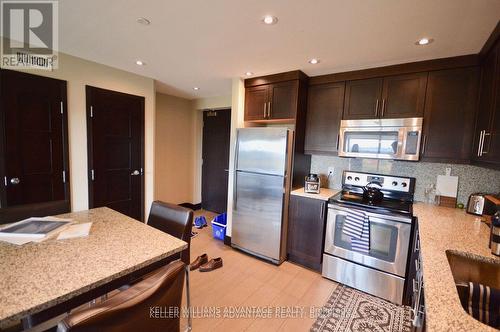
[338,117,423,161]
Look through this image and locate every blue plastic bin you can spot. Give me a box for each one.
[211,213,227,241]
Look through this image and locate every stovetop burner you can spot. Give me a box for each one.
[329,171,416,217]
[330,190,413,216]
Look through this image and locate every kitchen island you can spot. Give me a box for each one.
[414,203,499,331]
[0,207,187,328]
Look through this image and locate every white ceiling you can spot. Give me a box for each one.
[57,0,500,99]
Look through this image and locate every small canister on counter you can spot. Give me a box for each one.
[304,173,320,194]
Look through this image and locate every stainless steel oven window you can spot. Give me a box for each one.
[333,214,398,262]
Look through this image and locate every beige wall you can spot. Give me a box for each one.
[192,95,232,203]
[155,93,195,204]
[1,43,156,218]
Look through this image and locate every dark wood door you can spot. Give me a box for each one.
[343,78,383,119]
[268,81,298,120]
[86,86,144,221]
[473,47,497,162]
[244,85,268,121]
[421,67,479,163]
[201,109,231,213]
[287,195,326,271]
[381,73,427,118]
[0,69,69,208]
[304,82,345,154]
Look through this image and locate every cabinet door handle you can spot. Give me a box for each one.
[320,202,325,220]
[381,99,386,117]
[477,131,484,157]
[421,135,427,155]
[267,101,272,118]
[263,102,267,118]
[482,132,490,155]
[374,99,379,117]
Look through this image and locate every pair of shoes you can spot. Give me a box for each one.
[190,253,208,271]
[194,216,207,229]
[189,254,223,272]
[199,257,223,272]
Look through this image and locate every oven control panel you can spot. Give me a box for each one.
[343,171,413,193]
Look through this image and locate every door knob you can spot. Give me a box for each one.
[131,170,140,176]
[10,177,20,185]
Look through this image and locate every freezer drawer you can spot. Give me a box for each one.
[232,171,285,262]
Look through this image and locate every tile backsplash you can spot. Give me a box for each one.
[310,155,500,205]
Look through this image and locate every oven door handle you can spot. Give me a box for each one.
[328,204,412,224]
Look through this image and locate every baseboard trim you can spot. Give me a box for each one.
[224,235,231,246]
[178,203,202,211]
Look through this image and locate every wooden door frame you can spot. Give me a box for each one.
[0,69,71,223]
[85,86,145,221]
[201,107,231,213]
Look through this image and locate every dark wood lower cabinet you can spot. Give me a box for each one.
[287,195,327,271]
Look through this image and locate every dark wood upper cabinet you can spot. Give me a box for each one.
[268,81,298,120]
[343,78,383,119]
[244,85,268,121]
[244,74,303,122]
[381,73,427,118]
[305,82,345,154]
[472,40,500,168]
[287,195,326,272]
[421,67,479,163]
[344,74,427,120]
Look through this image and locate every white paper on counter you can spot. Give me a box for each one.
[436,175,459,197]
[57,222,92,240]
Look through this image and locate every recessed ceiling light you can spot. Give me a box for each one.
[137,17,151,25]
[262,15,278,25]
[193,87,200,91]
[308,58,320,64]
[245,72,254,76]
[416,38,433,46]
[135,60,145,66]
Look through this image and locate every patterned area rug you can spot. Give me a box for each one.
[311,285,412,332]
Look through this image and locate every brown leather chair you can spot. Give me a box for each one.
[57,261,186,332]
[147,201,194,265]
[146,201,194,330]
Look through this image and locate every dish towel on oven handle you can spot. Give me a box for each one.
[342,209,370,253]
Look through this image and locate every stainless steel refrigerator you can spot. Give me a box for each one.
[231,127,294,264]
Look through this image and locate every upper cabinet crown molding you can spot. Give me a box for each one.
[244,70,308,88]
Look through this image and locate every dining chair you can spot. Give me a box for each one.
[57,260,185,332]
[146,201,194,331]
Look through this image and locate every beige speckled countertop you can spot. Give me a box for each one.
[291,187,340,201]
[0,207,187,327]
[414,203,499,331]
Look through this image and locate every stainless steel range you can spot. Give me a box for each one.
[322,171,416,304]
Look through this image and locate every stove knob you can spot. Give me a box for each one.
[392,181,398,186]
[401,182,407,187]
[355,177,360,181]
[347,176,352,180]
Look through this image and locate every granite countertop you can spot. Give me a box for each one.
[414,203,500,331]
[291,187,340,201]
[0,207,187,327]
